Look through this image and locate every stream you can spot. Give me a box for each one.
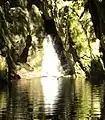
[0,35,105,120]
[0,76,104,120]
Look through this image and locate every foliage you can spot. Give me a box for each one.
[0,0,105,79]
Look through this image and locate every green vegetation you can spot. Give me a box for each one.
[0,0,105,83]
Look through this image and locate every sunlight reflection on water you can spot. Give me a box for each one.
[41,76,59,114]
[41,34,62,115]
[0,35,104,119]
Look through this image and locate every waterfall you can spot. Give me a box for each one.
[41,35,62,77]
[41,35,62,114]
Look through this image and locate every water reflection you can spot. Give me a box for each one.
[0,77,104,119]
[0,34,105,119]
[41,76,59,115]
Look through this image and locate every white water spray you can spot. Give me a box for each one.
[41,35,62,77]
[41,35,62,114]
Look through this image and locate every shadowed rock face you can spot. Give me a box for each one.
[0,0,8,6]
[0,0,20,7]
[42,14,75,75]
[27,0,42,10]
[53,37,75,75]
[19,35,32,63]
[42,14,57,35]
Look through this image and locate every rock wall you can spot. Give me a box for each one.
[0,1,44,77]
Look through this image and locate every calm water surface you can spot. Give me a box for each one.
[0,35,105,119]
[0,76,105,120]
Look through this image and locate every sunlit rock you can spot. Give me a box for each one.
[0,55,7,80]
